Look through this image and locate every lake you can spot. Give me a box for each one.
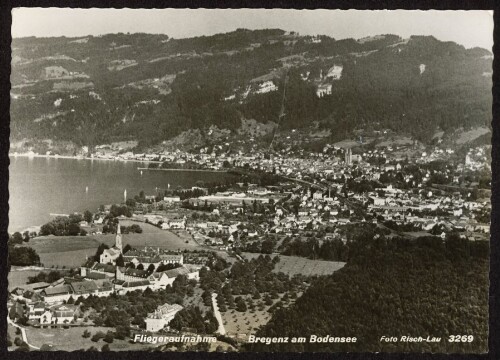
[8,156,236,232]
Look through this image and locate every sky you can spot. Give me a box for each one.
[11,8,494,50]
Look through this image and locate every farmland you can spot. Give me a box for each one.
[220,292,302,338]
[242,253,345,277]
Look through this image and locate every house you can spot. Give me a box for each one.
[40,304,78,326]
[326,65,343,80]
[116,280,152,294]
[81,262,116,279]
[148,272,172,289]
[124,255,162,269]
[162,265,200,282]
[41,285,73,304]
[163,196,181,203]
[255,81,278,94]
[161,217,186,230]
[316,84,332,98]
[27,302,46,320]
[116,267,150,282]
[159,253,184,265]
[70,281,99,298]
[370,196,387,206]
[313,192,324,200]
[145,303,184,332]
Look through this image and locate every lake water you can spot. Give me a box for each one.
[8,156,236,232]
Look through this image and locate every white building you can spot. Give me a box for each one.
[255,81,278,94]
[316,84,332,98]
[145,303,184,332]
[326,65,343,80]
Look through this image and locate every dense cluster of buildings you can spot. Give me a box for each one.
[9,224,201,329]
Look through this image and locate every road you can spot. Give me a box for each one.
[211,293,226,336]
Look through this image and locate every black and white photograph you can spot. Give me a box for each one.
[5,7,493,353]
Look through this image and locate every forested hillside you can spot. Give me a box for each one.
[10,30,492,150]
[245,234,489,353]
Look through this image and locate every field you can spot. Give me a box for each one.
[8,269,42,290]
[27,221,201,268]
[26,326,153,351]
[376,135,414,148]
[242,253,345,277]
[29,236,102,253]
[39,248,98,269]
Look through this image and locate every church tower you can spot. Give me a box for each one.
[115,223,122,253]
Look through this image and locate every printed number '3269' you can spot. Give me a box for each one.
[448,335,474,342]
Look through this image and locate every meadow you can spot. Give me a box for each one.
[26,326,152,351]
[8,269,46,290]
[242,253,345,277]
[27,221,201,268]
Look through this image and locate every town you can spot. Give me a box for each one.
[8,136,491,352]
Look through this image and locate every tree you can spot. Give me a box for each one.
[91,331,105,342]
[147,264,155,273]
[115,254,125,267]
[12,232,23,243]
[68,223,81,236]
[101,344,110,352]
[82,330,91,338]
[9,246,40,266]
[137,263,144,270]
[123,244,132,254]
[125,198,136,207]
[83,210,93,223]
[103,332,114,343]
[114,325,130,340]
[236,297,247,312]
[22,231,30,242]
[14,337,23,346]
[16,342,30,352]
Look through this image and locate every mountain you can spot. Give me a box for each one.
[10,29,492,153]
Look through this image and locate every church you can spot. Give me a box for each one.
[100,223,123,265]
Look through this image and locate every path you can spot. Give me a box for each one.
[7,315,40,350]
[211,293,226,335]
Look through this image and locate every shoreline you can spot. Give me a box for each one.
[137,167,227,173]
[9,153,163,164]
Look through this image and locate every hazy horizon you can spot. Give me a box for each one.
[12,8,493,50]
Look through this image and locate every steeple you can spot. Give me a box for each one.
[115,222,122,253]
